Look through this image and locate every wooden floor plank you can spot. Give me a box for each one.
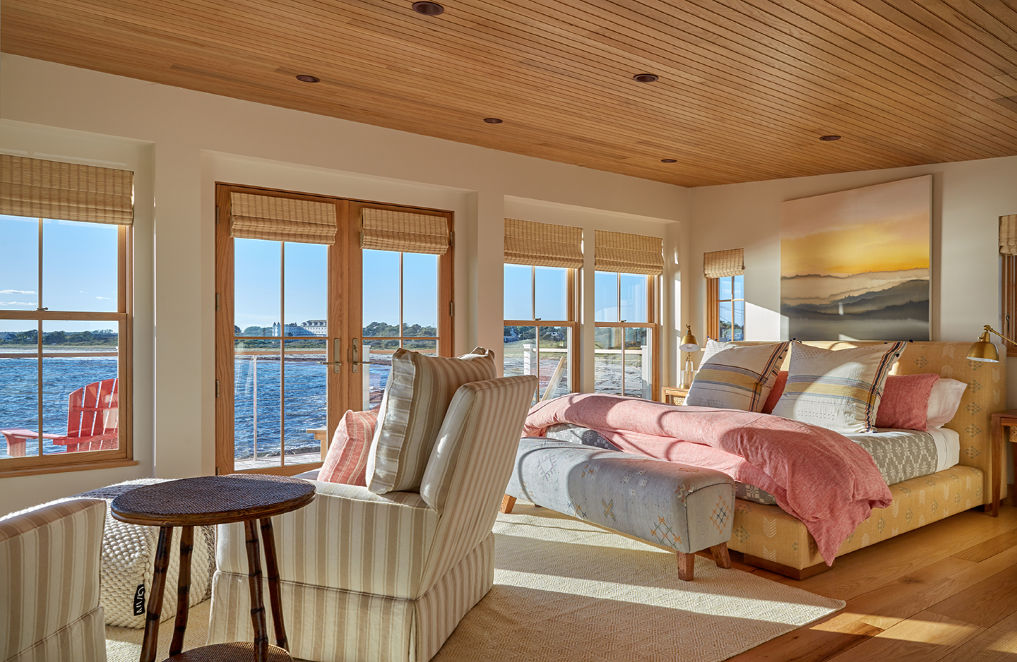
[729,505,1017,661]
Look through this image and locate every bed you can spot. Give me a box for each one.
[527,341,1006,579]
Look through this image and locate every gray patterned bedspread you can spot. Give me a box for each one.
[545,423,943,506]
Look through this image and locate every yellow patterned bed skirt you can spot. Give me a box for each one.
[728,465,985,570]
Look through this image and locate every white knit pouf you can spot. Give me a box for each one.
[78,480,216,628]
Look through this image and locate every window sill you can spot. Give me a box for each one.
[0,459,139,479]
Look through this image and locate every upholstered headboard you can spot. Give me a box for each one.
[736,341,1005,504]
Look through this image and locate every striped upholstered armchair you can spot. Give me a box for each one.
[208,375,537,662]
[1,499,108,662]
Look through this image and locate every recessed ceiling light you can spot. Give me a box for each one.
[819,134,842,141]
[483,117,503,124]
[412,1,444,15]
[633,73,659,83]
[295,74,320,83]
[660,158,677,163]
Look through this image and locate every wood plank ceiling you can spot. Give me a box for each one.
[3,0,1017,186]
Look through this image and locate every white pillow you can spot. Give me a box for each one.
[926,378,967,428]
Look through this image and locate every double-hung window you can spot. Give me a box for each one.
[0,155,134,474]
[704,249,745,341]
[502,218,582,403]
[592,231,662,399]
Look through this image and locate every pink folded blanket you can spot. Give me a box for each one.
[524,394,893,564]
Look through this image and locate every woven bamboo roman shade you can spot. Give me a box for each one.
[230,192,337,244]
[594,230,663,275]
[1000,215,1017,255]
[703,248,745,278]
[0,154,134,225]
[504,218,583,268]
[361,208,450,255]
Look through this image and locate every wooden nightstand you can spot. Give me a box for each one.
[661,386,690,406]
[991,410,1017,516]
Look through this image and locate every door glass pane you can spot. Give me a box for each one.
[718,276,733,300]
[734,301,745,341]
[719,301,733,341]
[538,326,571,400]
[624,328,650,399]
[534,267,568,321]
[594,326,623,395]
[235,239,281,336]
[284,242,327,338]
[41,320,119,455]
[362,340,398,410]
[403,338,437,354]
[234,338,281,470]
[363,249,400,337]
[595,272,618,322]
[0,322,40,458]
[42,219,117,312]
[403,253,438,336]
[620,274,648,323]
[504,264,531,320]
[0,215,39,311]
[283,338,327,466]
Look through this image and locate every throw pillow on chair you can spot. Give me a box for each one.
[317,408,380,485]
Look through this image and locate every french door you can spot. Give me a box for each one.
[215,185,453,475]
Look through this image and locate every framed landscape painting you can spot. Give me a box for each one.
[780,175,931,341]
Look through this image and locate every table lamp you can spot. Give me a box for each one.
[967,324,1017,362]
[679,324,700,388]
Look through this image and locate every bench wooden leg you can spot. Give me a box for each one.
[500,495,516,514]
[710,543,732,569]
[676,552,695,581]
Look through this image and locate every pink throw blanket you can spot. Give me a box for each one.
[524,394,893,564]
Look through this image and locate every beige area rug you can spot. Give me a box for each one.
[107,503,843,662]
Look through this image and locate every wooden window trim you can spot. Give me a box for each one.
[706,275,745,342]
[0,223,133,476]
[503,265,580,398]
[1004,254,1017,357]
[215,184,454,476]
[592,271,660,399]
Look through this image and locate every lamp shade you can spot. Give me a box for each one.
[967,327,999,363]
[679,324,700,352]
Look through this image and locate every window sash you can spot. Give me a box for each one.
[0,222,132,475]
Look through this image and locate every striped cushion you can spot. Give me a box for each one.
[772,341,907,433]
[0,498,106,661]
[366,347,496,494]
[317,409,380,485]
[684,339,789,412]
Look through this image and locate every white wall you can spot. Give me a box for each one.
[0,55,686,514]
[686,155,1017,481]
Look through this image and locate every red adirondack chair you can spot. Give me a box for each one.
[1,379,119,457]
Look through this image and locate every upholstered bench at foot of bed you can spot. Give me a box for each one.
[502,438,736,581]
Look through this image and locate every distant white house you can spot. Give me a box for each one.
[301,320,328,337]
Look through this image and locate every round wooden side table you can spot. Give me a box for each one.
[111,475,315,662]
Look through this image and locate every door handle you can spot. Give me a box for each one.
[351,337,388,373]
[317,337,343,373]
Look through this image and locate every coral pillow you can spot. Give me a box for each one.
[762,370,788,414]
[317,409,380,485]
[874,373,940,430]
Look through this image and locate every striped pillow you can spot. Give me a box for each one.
[366,347,496,494]
[317,409,379,485]
[684,340,789,412]
[772,341,907,433]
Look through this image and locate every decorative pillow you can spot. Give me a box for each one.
[772,341,907,433]
[873,373,940,430]
[684,339,789,412]
[366,347,496,494]
[926,378,968,428]
[761,370,788,415]
[317,409,380,485]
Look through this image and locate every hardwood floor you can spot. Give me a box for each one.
[729,503,1017,661]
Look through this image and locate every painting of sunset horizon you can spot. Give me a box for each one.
[780,175,931,341]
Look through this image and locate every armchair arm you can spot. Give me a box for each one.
[216,481,438,599]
